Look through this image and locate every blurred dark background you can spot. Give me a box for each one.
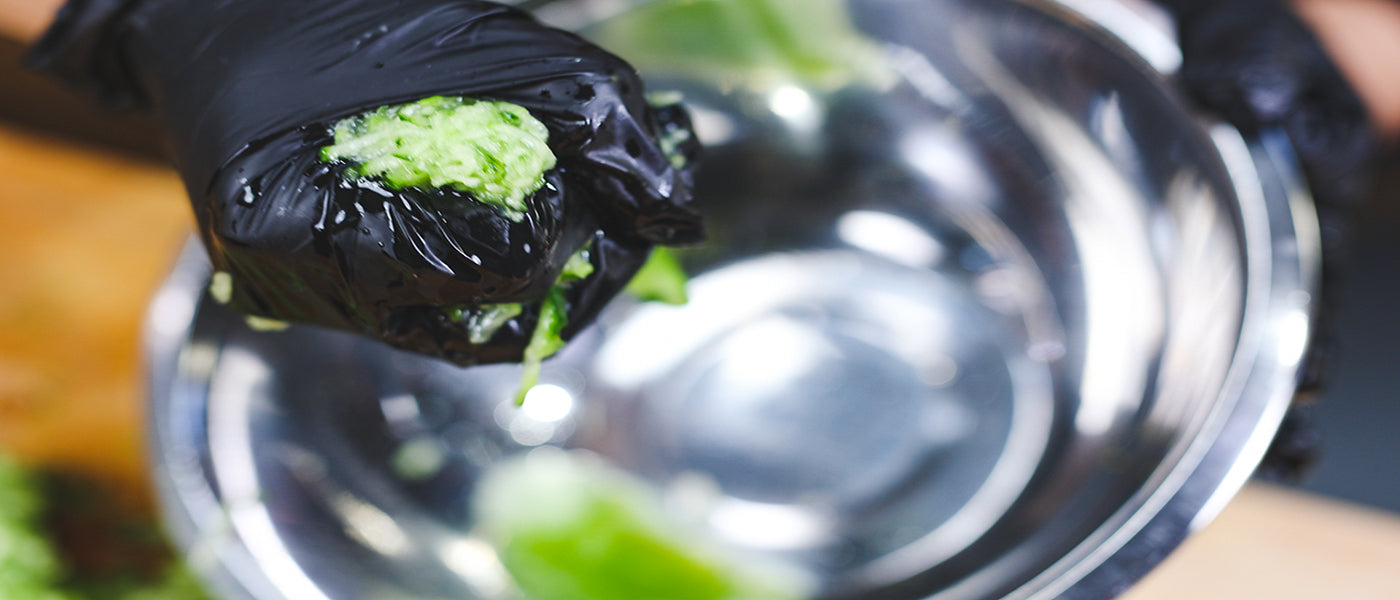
[2,37,1396,513]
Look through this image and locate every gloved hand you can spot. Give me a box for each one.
[1161,0,1379,480]
[26,0,703,367]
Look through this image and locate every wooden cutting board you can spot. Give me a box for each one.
[0,122,189,507]
[1,121,1397,598]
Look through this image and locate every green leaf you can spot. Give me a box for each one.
[0,457,72,600]
[0,456,215,600]
[463,303,524,345]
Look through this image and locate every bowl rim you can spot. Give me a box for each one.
[989,2,1321,598]
[141,2,1321,599]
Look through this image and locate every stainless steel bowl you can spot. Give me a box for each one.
[146,0,1319,598]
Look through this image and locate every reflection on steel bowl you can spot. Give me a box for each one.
[145,1,1318,599]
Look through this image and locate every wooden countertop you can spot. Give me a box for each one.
[0,122,189,508]
[1,122,1398,598]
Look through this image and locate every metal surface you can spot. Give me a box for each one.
[145,0,1319,598]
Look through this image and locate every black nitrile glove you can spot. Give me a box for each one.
[1162,0,1379,480]
[26,0,703,367]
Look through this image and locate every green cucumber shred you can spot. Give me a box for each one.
[450,304,525,345]
[513,245,693,404]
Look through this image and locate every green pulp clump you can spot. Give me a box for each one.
[474,449,811,600]
[321,96,557,219]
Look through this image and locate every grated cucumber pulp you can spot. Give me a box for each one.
[320,96,557,219]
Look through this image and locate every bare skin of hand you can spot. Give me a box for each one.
[0,0,62,43]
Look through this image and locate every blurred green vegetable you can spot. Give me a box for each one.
[0,455,213,600]
[474,448,811,600]
[594,0,892,89]
[0,456,72,600]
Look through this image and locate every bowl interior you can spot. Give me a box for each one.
[150,1,1264,599]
